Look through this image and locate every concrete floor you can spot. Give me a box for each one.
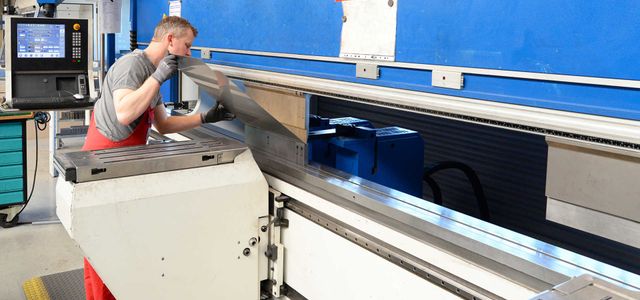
[0,120,85,300]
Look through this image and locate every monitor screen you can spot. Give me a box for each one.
[16,23,66,58]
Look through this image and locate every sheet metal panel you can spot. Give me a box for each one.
[177,56,301,141]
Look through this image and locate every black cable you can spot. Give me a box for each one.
[1,112,50,227]
[422,175,443,205]
[423,161,491,221]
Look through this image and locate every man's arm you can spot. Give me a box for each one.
[112,78,161,125]
[153,104,203,134]
[114,54,178,125]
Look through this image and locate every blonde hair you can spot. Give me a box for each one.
[152,16,198,41]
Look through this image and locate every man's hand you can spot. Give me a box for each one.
[200,103,236,123]
[151,54,177,84]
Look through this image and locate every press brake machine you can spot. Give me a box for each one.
[54,1,640,299]
[54,59,640,299]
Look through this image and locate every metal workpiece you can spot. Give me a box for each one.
[250,146,640,293]
[53,138,247,183]
[177,56,302,141]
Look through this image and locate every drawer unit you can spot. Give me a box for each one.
[0,120,27,207]
[0,165,24,179]
[0,152,23,165]
[0,191,25,205]
[0,138,22,152]
[0,178,23,192]
[0,122,22,138]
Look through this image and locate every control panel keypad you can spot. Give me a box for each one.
[72,32,82,59]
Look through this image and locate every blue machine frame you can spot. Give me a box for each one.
[136,1,640,121]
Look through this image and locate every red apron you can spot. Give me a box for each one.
[82,108,155,151]
[81,108,154,300]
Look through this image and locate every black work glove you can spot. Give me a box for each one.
[200,103,235,123]
[151,54,177,84]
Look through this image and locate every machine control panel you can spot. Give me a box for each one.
[4,17,94,110]
[11,18,88,71]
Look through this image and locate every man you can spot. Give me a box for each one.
[82,16,232,300]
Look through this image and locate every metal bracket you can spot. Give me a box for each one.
[257,216,270,281]
[265,189,287,298]
[262,195,290,229]
[275,194,290,203]
[356,63,379,80]
[432,70,464,89]
[265,244,278,261]
[274,208,289,228]
[274,195,290,228]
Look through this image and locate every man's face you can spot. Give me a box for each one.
[167,30,194,57]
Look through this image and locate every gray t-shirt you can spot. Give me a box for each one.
[94,50,162,141]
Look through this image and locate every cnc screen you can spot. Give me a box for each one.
[16,23,65,58]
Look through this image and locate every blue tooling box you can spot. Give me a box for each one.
[0,119,27,207]
[308,115,424,197]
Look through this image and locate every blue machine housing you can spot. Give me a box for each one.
[308,116,373,169]
[308,115,373,167]
[308,115,424,197]
[135,1,640,121]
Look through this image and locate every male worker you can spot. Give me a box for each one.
[81,16,233,300]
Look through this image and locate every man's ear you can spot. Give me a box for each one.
[166,33,174,45]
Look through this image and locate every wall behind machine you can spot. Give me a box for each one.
[315,96,640,275]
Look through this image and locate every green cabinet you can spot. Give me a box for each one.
[0,121,26,207]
